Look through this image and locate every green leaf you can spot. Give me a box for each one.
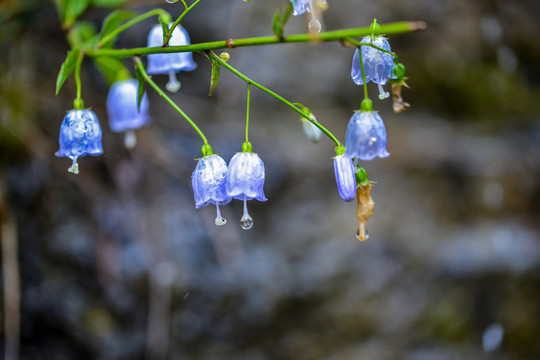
[97,10,135,47]
[134,64,146,111]
[63,0,91,29]
[272,10,283,39]
[93,56,130,85]
[56,49,80,95]
[67,21,97,48]
[208,55,221,97]
[91,0,129,7]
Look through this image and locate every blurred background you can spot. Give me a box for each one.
[1,0,540,359]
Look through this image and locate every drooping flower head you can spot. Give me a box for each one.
[333,154,356,202]
[106,79,150,148]
[56,109,103,174]
[225,151,267,230]
[298,105,322,143]
[191,154,232,226]
[345,108,390,161]
[146,24,197,92]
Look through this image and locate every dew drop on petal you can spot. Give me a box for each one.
[368,137,377,146]
[240,215,253,230]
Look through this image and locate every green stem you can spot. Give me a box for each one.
[245,83,251,143]
[208,51,341,147]
[133,57,208,145]
[180,0,188,8]
[345,37,398,61]
[357,46,369,100]
[95,9,170,49]
[73,51,84,109]
[164,0,203,46]
[87,21,426,58]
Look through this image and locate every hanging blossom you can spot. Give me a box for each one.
[351,34,395,99]
[298,106,322,143]
[192,154,232,226]
[225,151,267,230]
[345,108,390,161]
[56,109,103,174]
[106,79,150,149]
[146,23,197,92]
[333,154,356,202]
[290,0,328,33]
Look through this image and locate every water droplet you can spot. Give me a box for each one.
[240,215,253,230]
[165,0,178,3]
[215,217,227,226]
[124,130,137,149]
[309,18,321,33]
[483,323,504,352]
[368,137,377,146]
[166,70,181,92]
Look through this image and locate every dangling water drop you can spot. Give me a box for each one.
[240,197,254,230]
[378,84,390,100]
[124,130,137,149]
[214,204,227,226]
[166,70,181,92]
[68,156,80,174]
[356,226,369,241]
[309,17,322,33]
[165,0,178,3]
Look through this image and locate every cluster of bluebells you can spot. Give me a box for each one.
[192,148,266,230]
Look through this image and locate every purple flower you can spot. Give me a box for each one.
[225,152,267,230]
[192,154,231,226]
[55,109,103,174]
[345,110,390,161]
[351,35,394,92]
[334,154,356,202]
[106,79,150,133]
[146,24,197,92]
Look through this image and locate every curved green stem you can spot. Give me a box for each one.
[357,46,369,101]
[207,51,341,147]
[345,37,398,62]
[245,83,251,144]
[87,21,426,58]
[133,57,208,145]
[164,0,203,46]
[180,0,188,8]
[95,9,170,49]
[73,51,84,109]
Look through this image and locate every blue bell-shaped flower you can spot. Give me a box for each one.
[345,110,390,161]
[55,109,103,174]
[192,154,232,226]
[106,79,150,149]
[291,0,311,15]
[225,151,267,230]
[146,24,197,92]
[351,35,394,99]
[334,154,356,202]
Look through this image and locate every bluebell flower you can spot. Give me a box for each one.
[55,109,103,174]
[106,79,150,148]
[334,154,356,202]
[147,24,197,92]
[351,35,394,99]
[225,152,267,230]
[345,110,390,161]
[192,154,231,226]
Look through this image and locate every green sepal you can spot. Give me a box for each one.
[93,57,131,85]
[355,166,369,187]
[56,48,80,95]
[73,98,85,110]
[91,0,129,7]
[134,61,146,111]
[208,53,221,97]
[360,98,373,112]
[97,10,135,48]
[391,63,406,82]
[335,145,346,156]
[201,143,213,157]
[369,18,381,38]
[272,2,293,39]
[241,141,253,153]
[67,21,97,49]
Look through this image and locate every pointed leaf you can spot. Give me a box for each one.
[272,10,283,38]
[208,56,221,97]
[134,64,146,111]
[56,49,80,95]
[63,0,91,29]
[97,10,135,47]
